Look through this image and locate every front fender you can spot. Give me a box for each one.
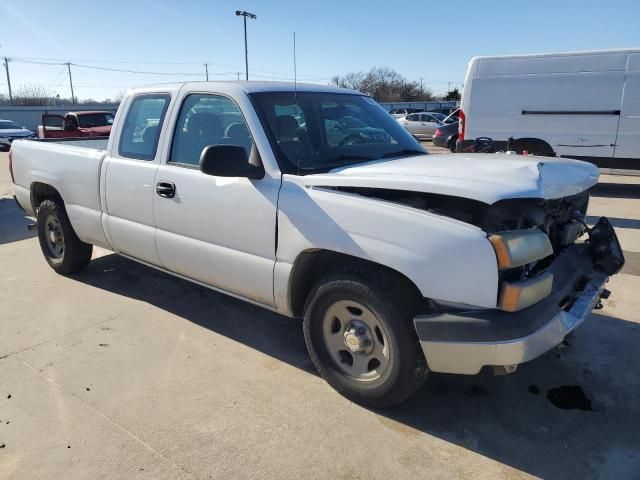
[276,178,499,309]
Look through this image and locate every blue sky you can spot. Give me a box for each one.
[1,0,639,101]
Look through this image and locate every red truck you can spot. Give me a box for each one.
[37,111,114,139]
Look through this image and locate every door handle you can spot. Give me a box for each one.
[156,181,176,198]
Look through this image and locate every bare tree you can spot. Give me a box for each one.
[332,67,433,102]
[13,84,54,106]
[113,90,126,105]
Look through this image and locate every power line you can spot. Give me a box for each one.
[6,55,331,80]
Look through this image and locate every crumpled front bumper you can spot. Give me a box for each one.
[414,219,623,375]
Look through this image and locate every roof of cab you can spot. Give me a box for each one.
[128,81,362,96]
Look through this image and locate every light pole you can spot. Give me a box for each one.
[235,10,256,81]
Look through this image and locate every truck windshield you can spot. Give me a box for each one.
[77,113,114,128]
[250,92,426,174]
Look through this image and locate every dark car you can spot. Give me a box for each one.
[432,121,459,152]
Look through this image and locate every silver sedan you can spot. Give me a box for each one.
[397,113,442,140]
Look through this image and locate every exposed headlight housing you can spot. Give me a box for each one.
[490,229,555,312]
[489,229,553,269]
[499,272,554,312]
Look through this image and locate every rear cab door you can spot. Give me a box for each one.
[102,87,176,265]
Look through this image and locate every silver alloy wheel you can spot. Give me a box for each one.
[322,300,390,381]
[44,214,64,258]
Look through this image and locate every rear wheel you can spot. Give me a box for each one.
[448,135,458,153]
[37,199,93,274]
[303,269,428,408]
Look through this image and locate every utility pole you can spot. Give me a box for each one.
[3,57,12,105]
[66,62,76,104]
[237,72,240,81]
[204,63,209,81]
[447,81,452,92]
[235,10,256,81]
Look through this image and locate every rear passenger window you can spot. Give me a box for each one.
[118,94,170,160]
[170,94,253,166]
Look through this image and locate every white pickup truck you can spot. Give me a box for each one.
[10,82,625,407]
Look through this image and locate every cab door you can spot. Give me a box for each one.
[40,114,66,138]
[152,92,279,306]
[103,93,172,265]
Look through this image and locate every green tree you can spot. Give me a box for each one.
[444,88,461,101]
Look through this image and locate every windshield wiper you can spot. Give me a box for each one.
[381,148,426,159]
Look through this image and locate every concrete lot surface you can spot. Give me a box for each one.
[1,150,639,479]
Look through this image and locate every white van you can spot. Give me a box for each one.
[457,48,640,174]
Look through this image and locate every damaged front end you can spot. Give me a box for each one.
[324,185,625,375]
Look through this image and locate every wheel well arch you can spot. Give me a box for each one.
[30,182,63,211]
[288,249,424,318]
[509,137,555,157]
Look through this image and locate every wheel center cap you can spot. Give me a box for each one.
[343,321,374,354]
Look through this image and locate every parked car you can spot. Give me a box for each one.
[0,120,34,150]
[325,115,390,145]
[38,111,114,139]
[10,81,624,407]
[432,121,459,152]
[427,112,449,123]
[457,48,640,174]
[388,107,424,118]
[397,112,443,140]
[442,108,459,124]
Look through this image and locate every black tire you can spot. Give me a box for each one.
[448,135,458,153]
[303,268,428,408]
[37,198,93,274]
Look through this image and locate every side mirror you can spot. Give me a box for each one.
[199,145,264,179]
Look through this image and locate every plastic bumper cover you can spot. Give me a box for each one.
[414,241,613,375]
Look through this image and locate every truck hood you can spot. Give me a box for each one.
[303,153,599,204]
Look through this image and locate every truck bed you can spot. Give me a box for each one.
[11,137,110,248]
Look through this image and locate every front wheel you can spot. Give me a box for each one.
[303,270,428,408]
[37,199,93,274]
